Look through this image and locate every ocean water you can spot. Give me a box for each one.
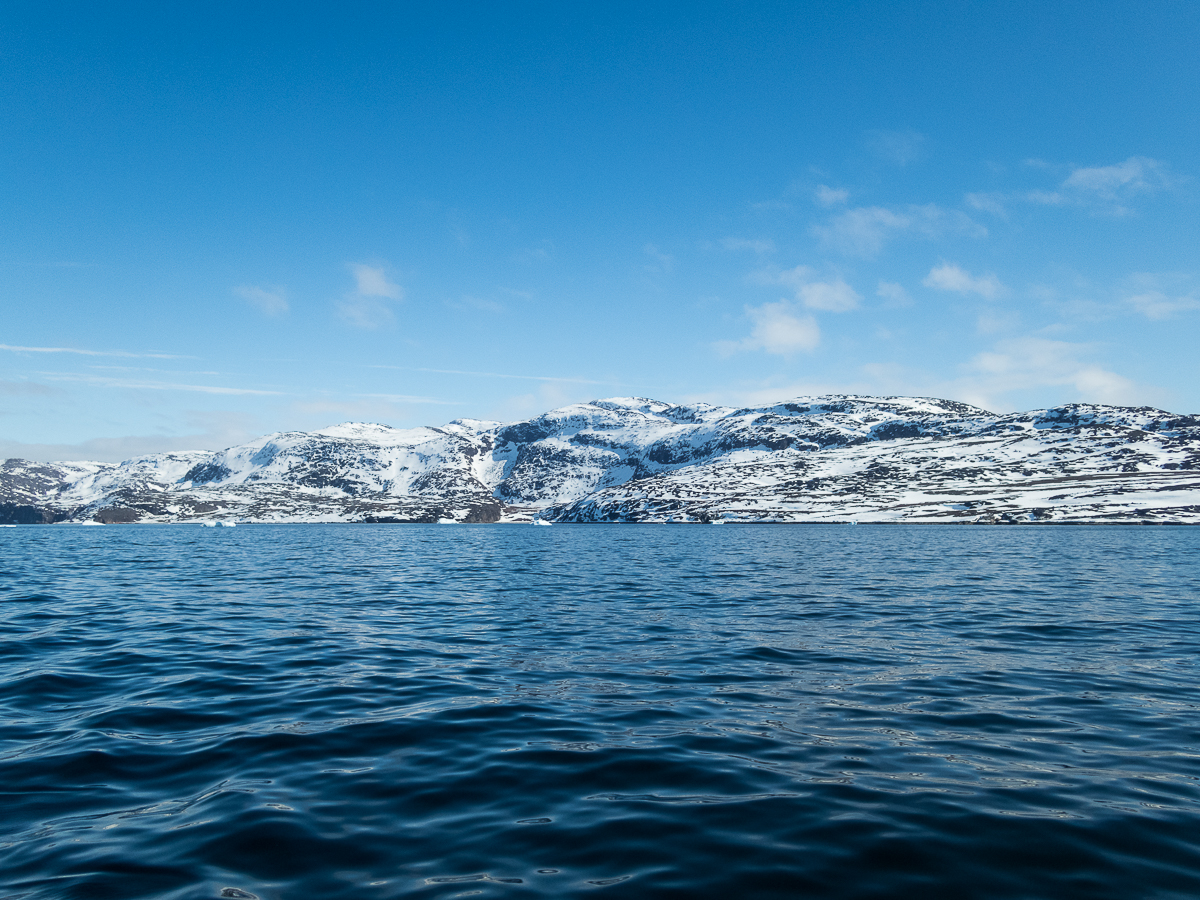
[2,524,1200,899]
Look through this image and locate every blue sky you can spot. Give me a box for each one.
[2,1,1198,461]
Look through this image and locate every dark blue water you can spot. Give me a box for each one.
[2,525,1200,899]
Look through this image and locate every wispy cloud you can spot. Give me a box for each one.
[683,378,872,409]
[340,263,404,328]
[514,242,553,264]
[876,281,912,307]
[775,266,861,312]
[351,264,402,299]
[1024,189,1068,206]
[1127,291,1200,320]
[860,337,1145,412]
[291,397,452,426]
[748,198,791,213]
[923,263,1005,299]
[814,206,908,256]
[488,381,595,423]
[814,185,849,207]
[234,284,289,316]
[963,336,1138,408]
[720,237,776,255]
[356,393,460,404]
[0,344,189,359]
[1123,273,1200,320]
[86,365,223,375]
[964,192,1008,218]
[0,410,261,463]
[699,334,1149,413]
[717,301,820,356]
[800,281,860,312]
[988,157,1178,214]
[813,204,985,257]
[368,365,622,386]
[447,295,505,314]
[41,373,284,395]
[1064,156,1173,199]
[975,308,1021,336]
[0,379,57,397]
[763,266,861,312]
[866,129,926,166]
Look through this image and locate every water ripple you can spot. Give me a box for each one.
[1,524,1199,898]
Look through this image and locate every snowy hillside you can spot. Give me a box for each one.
[2,396,1198,524]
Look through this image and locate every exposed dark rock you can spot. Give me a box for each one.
[0,503,63,524]
[463,503,503,523]
[181,462,232,485]
[3,394,1199,525]
[93,507,142,524]
[495,422,552,445]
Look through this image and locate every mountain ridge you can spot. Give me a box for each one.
[3,395,1198,525]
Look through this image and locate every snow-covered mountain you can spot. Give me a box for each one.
[3,395,1199,525]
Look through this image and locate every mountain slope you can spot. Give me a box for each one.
[3,396,1198,524]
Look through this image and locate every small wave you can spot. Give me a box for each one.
[2,524,1200,897]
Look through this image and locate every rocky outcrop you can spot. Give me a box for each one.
[2,396,1198,524]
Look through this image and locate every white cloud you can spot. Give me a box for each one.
[682,379,873,408]
[286,397,453,434]
[449,295,505,314]
[923,263,1005,299]
[1071,367,1139,402]
[1064,156,1171,198]
[876,281,912,307]
[86,364,222,376]
[961,157,1176,219]
[1024,189,1067,206]
[1127,290,1200,320]
[1118,272,1200,320]
[40,373,284,395]
[964,337,1138,407]
[1011,157,1178,214]
[0,410,261,463]
[865,129,926,166]
[350,263,402,299]
[514,242,553,264]
[717,301,820,356]
[814,206,908,256]
[721,237,776,254]
[813,204,984,257]
[798,280,860,312]
[234,284,288,316]
[340,263,404,329]
[748,199,791,213]
[773,266,860,312]
[696,333,1152,414]
[338,298,394,329]
[964,192,1007,217]
[0,379,57,397]
[814,185,849,207]
[0,344,187,359]
[488,381,594,423]
[859,337,1148,412]
[369,364,619,386]
[976,308,1021,335]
